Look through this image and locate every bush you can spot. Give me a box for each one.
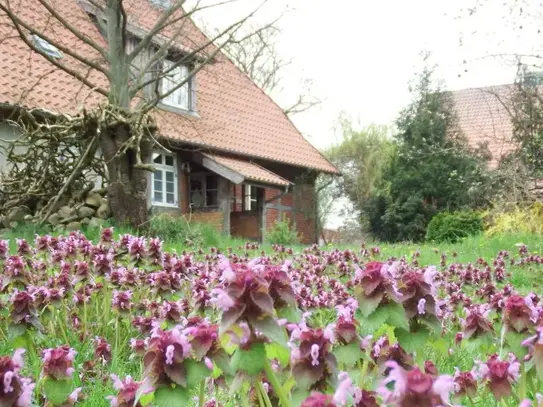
[425,211,483,243]
[148,213,221,247]
[266,217,299,245]
[485,202,543,237]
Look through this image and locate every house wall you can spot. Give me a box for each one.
[262,176,317,245]
[231,211,259,240]
[0,122,23,170]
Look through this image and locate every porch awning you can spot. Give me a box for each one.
[199,153,291,188]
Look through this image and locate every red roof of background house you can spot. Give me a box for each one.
[451,84,516,166]
[0,0,338,174]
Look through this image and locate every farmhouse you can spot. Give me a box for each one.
[0,0,338,243]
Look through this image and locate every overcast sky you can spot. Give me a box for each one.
[196,0,543,227]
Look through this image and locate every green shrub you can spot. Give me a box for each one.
[266,217,299,245]
[148,213,203,245]
[425,211,483,243]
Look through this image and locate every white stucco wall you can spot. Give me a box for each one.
[0,122,24,172]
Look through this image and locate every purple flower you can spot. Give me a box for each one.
[42,346,76,380]
[143,326,191,386]
[0,349,34,407]
[107,374,154,407]
[503,294,538,333]
[301,392,337,407]
[112,290,133,313]
[476,353,520,400]
[522,326,543,379]
[333,372,353,406]
[378,361,455,407]
[95,337,112,363]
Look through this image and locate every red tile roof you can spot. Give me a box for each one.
[451,85,517,166]
[202,153,291,187]
[0,0,338,174]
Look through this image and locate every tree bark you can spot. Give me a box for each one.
[100,121,152,229]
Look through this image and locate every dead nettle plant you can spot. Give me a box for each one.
[0,0,277,227]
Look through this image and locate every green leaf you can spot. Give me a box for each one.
[358,308,389,335]
[43,378,74,406]
[213,350,234,377]
[184,359,210,389]
[332,342,365,368]
[252,316,288,347]
[230,342,266,376]
[505,331,529,359]
[396,327,429,353]
[154,386,191,407]
[356,291,383,317]
[266,342,290,367]
[8,323,26,340]
[383,302,409,332]
[277,305,302,323]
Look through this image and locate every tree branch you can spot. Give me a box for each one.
[35,0,108,58]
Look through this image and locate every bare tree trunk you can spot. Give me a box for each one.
[100,122,152,228]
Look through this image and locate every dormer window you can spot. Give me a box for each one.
[161,59,193,111]
[32,35,62,58]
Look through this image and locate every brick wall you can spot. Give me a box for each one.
[184,211,224,233]
[231,211,260,240]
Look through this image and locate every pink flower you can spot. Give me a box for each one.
[107,374,154,407]
[476,354,520,400]
[42,345,76,380]
[112,290,133,313]
[0,349,34,407]
[95,337,112,363]
[503,295,538,333]
[333,372,353,406]
[143,327,192,386]
[453,368,477,397]
[301,392,337,407]
[378,361,455,407]
[522,326,543,378]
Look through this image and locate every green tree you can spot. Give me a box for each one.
[368,67,489,242]
[325,119,394,216]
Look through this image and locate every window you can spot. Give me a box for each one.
[243,185,258,211]
[150,0,171,9]
[190,174,219,209]
[161,59,191,110]
[32,35,62,58]
[152,152,177,207]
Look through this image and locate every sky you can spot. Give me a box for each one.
[195,0,543,227]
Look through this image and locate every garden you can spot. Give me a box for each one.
[0,226,542,407]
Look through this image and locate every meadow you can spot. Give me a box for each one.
[0,227,542,406]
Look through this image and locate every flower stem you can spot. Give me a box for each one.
[198,379,205,407]
[256,380,273,407]
[263,357,291,407]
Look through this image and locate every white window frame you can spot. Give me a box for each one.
[244,184,258,211]
[151,152,178,208]
[161,59,191,111]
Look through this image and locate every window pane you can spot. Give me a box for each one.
[166,193,175,204]
[206,175,218,190]
[206,191,218,206]
[166,181,174,194]
[153,154,162,164]
[165,156,174,166]
[165,171,174,183]
[154,191,163,202]
[154,179,163,192]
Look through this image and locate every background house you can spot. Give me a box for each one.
[0,0,338,243]
[451,84,516,166]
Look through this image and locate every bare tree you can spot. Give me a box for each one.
[220,24,320,116]
[0,0,272,227]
